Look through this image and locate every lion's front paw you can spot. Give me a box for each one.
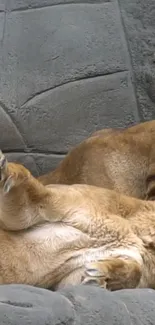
[0,150,30,194]
[0,150,13,193]
[82,258,141,291]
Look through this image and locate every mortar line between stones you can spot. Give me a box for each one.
[1,11,6,47]
[3,150,67,156]
[116,0,143,122]
[21,69,129,107]
[9,1,112,13]
[0,100,27,149]
[1,0,9,46]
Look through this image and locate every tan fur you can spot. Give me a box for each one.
[38,120,155,200]
[1,151,155,291]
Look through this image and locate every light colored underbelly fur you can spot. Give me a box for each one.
[25,223,143,289]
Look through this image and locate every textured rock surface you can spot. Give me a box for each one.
[0,284,154,325]
[118,0,155,121]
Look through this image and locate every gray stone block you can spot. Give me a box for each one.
[0,103,25,151]
[0,1,5,11]
[5,2,128,109]
[0,284,154,325]
[0,284,75,325]
[18,71,138,152]
[34,153,65,175]
[0,2,134,155]
[118,0,155,121]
